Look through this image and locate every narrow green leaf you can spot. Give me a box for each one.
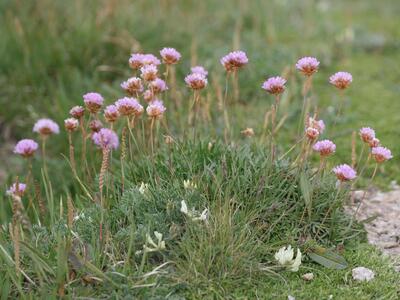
[308,247,348,270]
[300,172,313,218]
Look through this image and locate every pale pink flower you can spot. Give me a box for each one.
[150,78,168,94]
[185,73,208,90]
[64,118,79,132]
[33,119,60,136]
[142,54,161,66]
[92,128,119,150]
[14,139,38,157]
[7,183,26,197]
[69,106,85,119]
[313,140,336,156]
[220,50,249,72]
[359,127,375,143]
[307,117,325,134]
[368,138,380,148]
[115,97,143,116]
[146,100,166,119]
[160,47,181,65]
[104,105,119,123]
[191,66,208,77]
[140,64,158,82]
[305,127,320,140]
[121,77,143,95]
[295,57,320,76]
[329,72,352,90]
[83,92,104,113]
[89,119,103,133]
[262,76,286,95]
[129,53,160,69]
[143,89,154,103]
[371,146,393,163]
[333,164,357,181]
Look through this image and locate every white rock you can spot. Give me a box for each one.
[352,267,375,282]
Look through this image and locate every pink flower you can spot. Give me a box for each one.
[104,105,119,123]
[64,118,79,132]
[115,97,143,116]
[191,66,208,77]
[121,77,143,95]
[333,164,357,181]
[160,47,181,65]
[220,50,249,72]
[313,140,336,156]
[329,72,352,90]
[69,106,85,119]
[89,119,103,133]
[185,73,208,90]
[33,119,60,136]
[150,78,168,94]
[143,89,154,103]
[129,53,160,69]
[262,76,287,95]
[142,54,161,66]
[307,117,325,134]
[140,64,158,82]
[7,182,26,197]
[295,57,320,76]
[371,146,393,163]
[14,139,38,157]
[368,138,380,148]
[146,100,166,119]
[305,127,320,140]
[92,128,119,150]
[359,127,375,143]
[83,92,104,113]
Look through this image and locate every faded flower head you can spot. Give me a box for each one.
[296,57,320,76]
[104,105,119,123]
[129,53,160,69]
[64,118,79,132]
[371,146,393,163]
[305,127,320,140]
[262,76,287,95]
[329,71,353,90]
[14,139,38,158]
[220,50,249,72]
[92,128,119,150]
[313,140,336,156]
[150,78,168,94]
[146,100,166,119]
[140,64,158,82]
[143,89,155,103]
[115,97,143,116]
[142,54,161,66]
[89,119,103,133]
[275,245,302,272]
[333,164,357,182]
[160,47,181,65]
[185,73,208,90]
[83,92,104,113]
[191,66,208,77]
[368,138,380,148]
[359,127,375,143]
[33,119,60,136]
[69,106,85,119]
[307,117,325,134]
[121,77,143,95]
[241,127,255,137]
[7,182,27,197]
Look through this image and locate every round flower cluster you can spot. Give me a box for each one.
[305,117,325,140]
[185,73,208,90]
[160,47,181,65]
[115,97,143,116]
[104,105,119,123]
[329,72,353,90]
[220,50,249,72]
[150,78,168,94]
[7,183,27,197]
[191,66,208,77]
[14,139,38,157]
[33,119,60,136]
[121,77,144,95]
[129,53,160,69]
[333,164,357,182]
[313,140,336,156]
[359,127,375,143]
[146,100,166,119]
[140,64,158,82]
[64,118,79,132]
[69,106,85,119]
[92,128,119,150]
[295,57,320,76]
[83,92,104,113]
[262,76,287,95]
[371,146,393,163]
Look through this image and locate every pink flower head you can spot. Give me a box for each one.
[262,76,287,95]
[14,139,39,158]
[295,57,320,76]
[89,119,103,133]
[371,146,393,163]
[333,164,357,182]
[33,118,60,136]
[160,47,181,65]
[368,138,380,148]
[191,66,208,77]
[83,92,104,113]
[329,72,353,90]
[220,50,249,72]
[129,53,160,69]
[185,73,208,90]
[142,54,161,66]
[305,127,320,140]
[69,106,85,119]
[115,97,143,116]
[140,64,158,82]
[104,105,119,123]
[146,100,166,119]
[359,127,375,143]
[313,139,336,156]
[121,77,143,95]
[150,78,168,94]
[92,128,119,150]
[307,117,325,134]
[64,118,79,132]
[143,89,155,103]
[7,182,26,197]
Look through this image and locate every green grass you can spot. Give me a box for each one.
[1,0,400,298]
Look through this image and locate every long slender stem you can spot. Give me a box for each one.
[150,118,155,157]
[352,163,378,219]
[316,183,342,238]
[68,132,77,175]
[223,73,231,143]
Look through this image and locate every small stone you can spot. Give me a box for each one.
[352,267,375,282]
[288,296,295,300]
[302,272,314,281]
